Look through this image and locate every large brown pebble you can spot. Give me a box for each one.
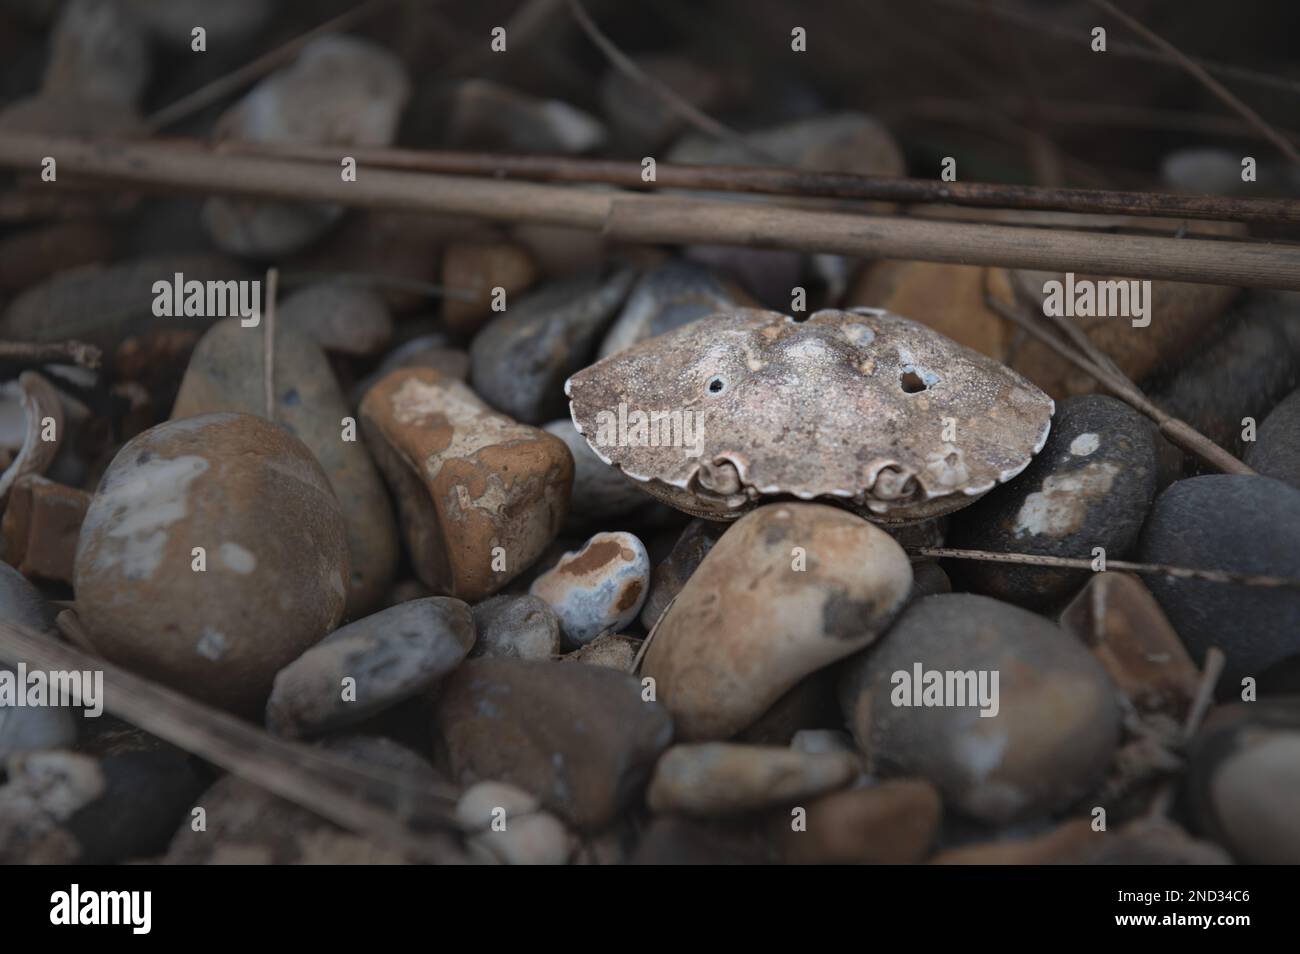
[172,319,398,616]
[360,368,572,602]
[433,658,672,829]
[839,593,1120,824]
[74,413,349,712]
[848,261,1011,362]
[441,241,538,338]
[643,503,912,741]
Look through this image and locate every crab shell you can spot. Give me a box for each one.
[565,307,1054,524]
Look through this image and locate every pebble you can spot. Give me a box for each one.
[1,475,89,585]
[172,319,398,617]
[529,531,650,647]
[1161,147,1255,196]
[639,519,724,630]
[433,658,673,829]
[42,0,149,109]
[646,743,858,817]
[74,413,350,713]
[543,419,648,526]
[643,503,913,741]
[847,262,1011,362]
[670,112,904,176]
[839,593,1121,824]
[469,267,636,424]
[0,221,114,294]
[0,563,74,761]
[789,729,857,757]
[445,80,607,154]
[441,241,539,338]
[1139,475,1300,689]
[1059,572,1200,717]
[597,261,748,359]
[562,633,641,671]
[1149,290,1300,480]
[470,594,561,661]
[1246,385,1300,490]
[202,37,410,257]
[1004,220,1242,399]
[949,395,1158,608]
[266,597,475,738]
[359,368,572,602]
[1183,704,1300,864]
[456,780,572,865]
[277,282,394,357]
[776,779,942,865]
[0,743,206,863]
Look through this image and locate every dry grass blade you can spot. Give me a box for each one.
[146,0,394,131]
[565,0,776,162]
[220,139,1300,224]
[0,619,467,859]
[916,548,1300,591]
[980,272,1254,476]
[1088,0,1300,169]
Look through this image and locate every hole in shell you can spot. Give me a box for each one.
[900,370,927,393]
[706,375,727,395]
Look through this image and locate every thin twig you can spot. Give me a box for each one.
[0,339,102,370]
[1181,648,1226,744]
[1088,0,1300,169]
[0,618,466,859]
[263,267,278,420]
[564,0,775,163]
[981,275,1254,476]
[932,0,1300,99]
[9,134,1300,290]
[916,547,1299,590]
[218,139,1300,225]
[633,595,674,674]
[145,0,394,131]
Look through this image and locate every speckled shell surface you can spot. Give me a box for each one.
[565,307,1054,523]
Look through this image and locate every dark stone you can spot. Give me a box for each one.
[469,267,635,424]
[1139,474,1300,690]
[432,657,672,829]
[1246,386,1300,491]
[949,395,1157,608]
